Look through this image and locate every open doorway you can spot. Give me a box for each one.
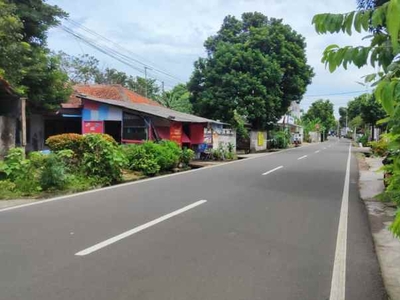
[104,121,121,143]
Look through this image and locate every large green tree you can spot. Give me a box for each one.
[159,84,192,113]
[302,99,336,139]
[188,12,314,129]
[0,0,70,110]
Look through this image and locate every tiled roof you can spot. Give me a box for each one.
[79,95,226,125]
[64,84,162,108]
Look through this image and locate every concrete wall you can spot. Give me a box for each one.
[204,126,236,152]
[250,130,267,152]
[26,114,45,152]
[0,116,17,157]
[309,131,320,143]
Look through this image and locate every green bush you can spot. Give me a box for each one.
[142,141,181,171]
[40,154,68,191]
[0,147,26,180]
[28,151,47,168]
[369,138,389,157]
[357,134,369,146]
[0,180,18,199]
[212,147,226,161]
[271,130,290,149]
[123,144,160,176]
[66,174,99,192]
[46,133,84,152]
[81,134,127,184]
[181,148,195,166]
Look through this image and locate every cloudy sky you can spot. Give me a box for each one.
[48,0,374,116]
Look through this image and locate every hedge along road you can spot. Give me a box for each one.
[0,138,387,300]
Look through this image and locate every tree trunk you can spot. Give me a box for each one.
[371,125,375,141]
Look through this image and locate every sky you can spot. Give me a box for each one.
[47,0,375,117]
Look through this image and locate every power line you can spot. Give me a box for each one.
[304,90,371,97]
[64,19,186,84]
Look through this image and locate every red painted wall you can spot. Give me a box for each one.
[190,124,205,144]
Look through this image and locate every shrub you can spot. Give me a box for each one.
[40,154,68,191]
[212,147,226,161]
[0,147,26,180]
[157,141,181,171]
[181,148,195,166]
[122,144,160,176]
[0,147,40,195]
[357,134,368,146]
[271,130,290,149]
[28,151,47,168]
[369,138,389,157]
[66,174,99,192]
[81,134,126,184]
[46,133,84,152]
[141,141,181,171]
[0,180,18,199]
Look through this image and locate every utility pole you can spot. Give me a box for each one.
[345,110,348,136]
[162,81,165,94]
[21,97,27,152]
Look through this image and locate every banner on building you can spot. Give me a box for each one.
[170,122,182,145]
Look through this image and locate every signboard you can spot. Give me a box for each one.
[170,122,182,145]
[257,132,264,146]
[82,121,103,134]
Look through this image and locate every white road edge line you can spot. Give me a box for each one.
[315,150,320,153]
[75,200,207,256]
[261,166,283,176]
[298,155,308,160]
[329,143,351,300]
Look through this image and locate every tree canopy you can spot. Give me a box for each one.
[302,99,336,137]
[188,12,314,129]
[0,0,70,110]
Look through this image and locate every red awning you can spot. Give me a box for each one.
[155,126,191,144]
[155,126,170,140]
[182,132,191,144]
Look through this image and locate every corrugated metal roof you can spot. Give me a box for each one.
[78,95,226,125]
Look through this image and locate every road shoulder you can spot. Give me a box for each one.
[357,154,400,300]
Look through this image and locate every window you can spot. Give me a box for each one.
[123,113,147,141]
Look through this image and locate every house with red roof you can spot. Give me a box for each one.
[38,84,235,153]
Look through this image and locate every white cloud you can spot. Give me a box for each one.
[48,0,372,114]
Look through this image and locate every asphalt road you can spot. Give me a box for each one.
[0,138,387,300]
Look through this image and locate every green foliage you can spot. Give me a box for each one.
[188,12,314,129]
[159,84,193,113]
[81,134,126,184]
[0,0,70,110]
[46,133,84,152]
[302,99,336,138]
[270,130,291,149]
[313,0,400,237]
[358,134,369,145]
[40,154,67,191]
[181,148,195,166]
[0,147,40,196]
[0,180,18,199]
[0,147,26,180]
[232,110,249,139]
[369,138,389,156]
[28,151,46,168]
[211,147,226,161]
[122,144,160,176]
